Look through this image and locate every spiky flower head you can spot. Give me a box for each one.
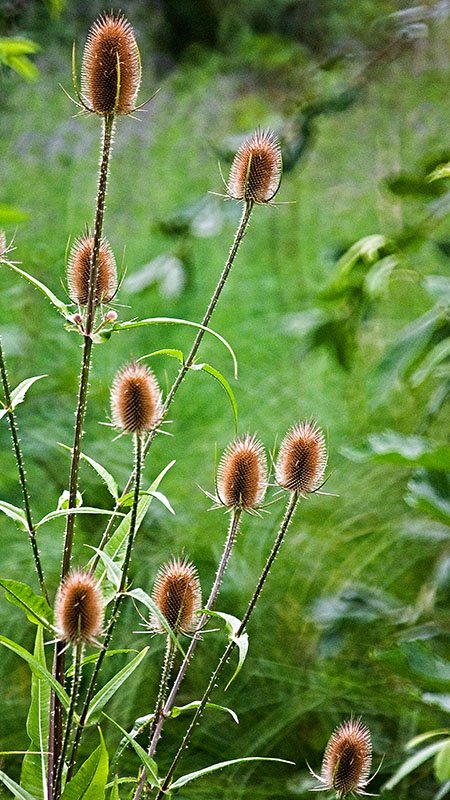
[81,13,141,115]
[311,718,373,798]
[111,362,162,435]
[150,557,202,635]
[217,434,268,511]
[55,570,103,646]
[275,420,327,494]
[67,233,117,306]
[227,129,282,204]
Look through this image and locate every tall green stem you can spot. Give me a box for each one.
[54,640,84,799]
[153,493,299,800]
[67,433,143,780]
[0,336,48,603]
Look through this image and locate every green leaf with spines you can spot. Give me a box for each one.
[60,729,108,800]
[0,260,70,318]
[0,375,47,421]
[0,580,53,629]
[86,648,149,724]
[170,756,294,790]
[0,635,69,710]
[110,713,154,772]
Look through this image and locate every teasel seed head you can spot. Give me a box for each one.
[313,718,373,798]
[217,433,268,510]
[111,362,162,434]
[55,570,103,646]
[275,420,327,494]
[67,233,117,306]
[150,557,202,635]
[227,129,282,204]
[81,13,141,115]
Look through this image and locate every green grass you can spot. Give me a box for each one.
[0,18,449,800]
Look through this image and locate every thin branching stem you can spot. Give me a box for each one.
[67,433,143,781]
[91,201,253,572]
[133,508,243,799]
[0,336,48,603]
[153,492,299,799]
[54,639,84,799]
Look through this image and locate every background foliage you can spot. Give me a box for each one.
[0,0,449,798]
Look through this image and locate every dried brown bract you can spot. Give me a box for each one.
[217,434,267,511]
[55,570,103,646]
[151,557,202,635]
[310,718,373,798]
[67,233,117,306]
[275,420,327,494]
[81,13,141,115]
[111,362,162,435]
[227,129,282,204]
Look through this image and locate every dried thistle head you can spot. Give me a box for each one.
[55,570,103,646]
[111,362,162,435]
[311,718,373,798]
[150,557,202,635]
[67,233,117,306]
[217,434,267,511]
[227,129,282,204]
[81,13,141,115]
[275,420,327,494]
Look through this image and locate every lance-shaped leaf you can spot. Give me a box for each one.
[110,713,154,772]
[86,647,149,724]
[66,649,136,678]
[125,587,185,657]
[1,261,70,318]
[60,729,108,800]
[171,701,239,725]
[0,635,69,710]
[203,610,248,690]
[102,713,159,787]
[58,444,119,500]
[0,579,53,629]
[0,375,47,421]
[0,501,27,531]
[36,507,124,528]
[190,362,238,432]
[0,770,37,800]
[21,626,50,800]
[170,756,294,791]
[343,431,450,471]
[383,740,447,791]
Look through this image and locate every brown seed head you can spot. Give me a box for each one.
[275,420,327,494]
[67,233,117,306]
[55,570,103,646]
[319,718,373,798]
[111,362,162,435]
[217,434,267,510]
[151,557,202,635]
[227,129,282,204]
[81,13,141,115]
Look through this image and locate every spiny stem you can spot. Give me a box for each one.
[0,336,48,603]
[67,433,143,780]
[153,493,299,799]
[50,111,115,800]
[91,201,253,573]
[54,640,84,799]
[148,637,176,745]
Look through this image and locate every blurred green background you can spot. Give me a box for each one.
[0,0,449,798]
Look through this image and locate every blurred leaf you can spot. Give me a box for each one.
[365,255,402,297]
[0,38,39,81]
[58,444,119,500]
[21,627,50,800]
[435,740,450,783]
[60,730,108,800]
[425,275,450,304]
[428,163,450,182]
[43,0,64,18]
[0,500,27,530]
[0,770,37,799]
[423,695,450,714]
[343,431,450,470]
[171,701,239,724]
[408,730,450,749]
[203,610,248,690]
[386,173,444,197]
[0,580,53,629]
[376,641,450,688]
[86,647,149,724]
[0,636,69,709]
[123,254,185,298]
[406,470,450,524]
[0,375,47,420]
[170,756,294,790]
[411,339,450,386]
[383,741,446,791]
[108,776,120,800]
[435,780,450,799]
[0,204,28,224]
[190,362,238,432]
[1,261,70,318]
[102,713,159,787]
[325,234,393,293]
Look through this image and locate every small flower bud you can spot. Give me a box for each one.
[67,233,117,306]
[111,362,162,434]
[227,129,282,204]
[105,309,118,323]
[312,718,373,798]
[217,434,267,510]
[81,13,141,115]
[70,312,84,326]
[275,420,327,494]
[151,557,202,635]
[55,570,103,646]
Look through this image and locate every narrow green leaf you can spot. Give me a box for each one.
[58,444,118,500]
[1,261,70,318]
[125,588,185,657]
[118,490,174,515]
[0,375,47,421]
[0,635,69,710]
[202,610,248,689]
[0,580,53,629]
[0,501,27,530]
[114,317,238,379]
[436,740,450,783]
[343,431,450,470]
[411,339,450,387]
[109,776,120,800]
[102,713,159,787]
[408,730,450,749]
[170,756,294,790]
[86,547,121,590]
[0,204,28,224]
[21,627,50,800]
[383,741,447,790]
[110,713,154,772]
[138,348,184,364]
[171,701,239,725]
[191,362,238,432]
[406,471,450,524]
[0,770,37,800]
[36,507,124,529]
[60,730,108,800]
[86,648,149,723]
[66,650,136,678]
